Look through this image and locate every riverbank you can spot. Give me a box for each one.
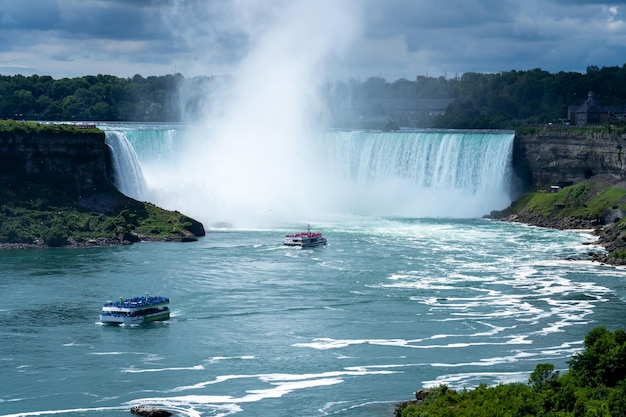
[489,174,626,265]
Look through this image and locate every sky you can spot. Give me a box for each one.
[1,0,626,82]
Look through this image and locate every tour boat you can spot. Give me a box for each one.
[283,225,327,248]
[100,294,170,325]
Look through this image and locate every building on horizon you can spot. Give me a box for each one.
[567,91,626,125]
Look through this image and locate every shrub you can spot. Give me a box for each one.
[397,327,626,417]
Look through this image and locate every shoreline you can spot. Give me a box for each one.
[496,213,623,266]
[0,235,200,251]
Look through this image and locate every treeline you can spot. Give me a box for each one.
[2,64,626,126]
[396,326,626,417]
[325,64,626,129]
[0,73,225,122]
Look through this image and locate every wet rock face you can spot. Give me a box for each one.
[514,132,626,190]
[0,130,110,196]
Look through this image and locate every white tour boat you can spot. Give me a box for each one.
[283,225,327,248]
[100,294,170,325]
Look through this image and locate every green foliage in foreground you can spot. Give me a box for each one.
[397,327,626,417]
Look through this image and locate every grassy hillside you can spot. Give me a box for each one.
[510,178,626,218]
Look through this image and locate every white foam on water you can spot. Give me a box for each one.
[293,334,533,351]
[126,367,398,415]
[430,349,540,368]
[121,364,205,373]
[206,356,255,364]
[422,371,532,390]
[0,406,127,417]
[168,375,253,393]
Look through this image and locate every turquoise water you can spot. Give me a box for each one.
[3,125,626,416]
[2,217,626,417]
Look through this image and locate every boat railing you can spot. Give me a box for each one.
[103,296,169,308]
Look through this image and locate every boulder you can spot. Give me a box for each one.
[130,406,173,417]
[415,389,433,401]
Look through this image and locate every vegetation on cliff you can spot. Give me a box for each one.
[0,121,205,248]
[0,184,205,248]
[396,326,626,417]
[0,119,102,136]
[514,123,626,137]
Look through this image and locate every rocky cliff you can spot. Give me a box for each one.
[0,122,205,248]
[0,125,110,196]
[496,129,626,265]
[513,130,626,191]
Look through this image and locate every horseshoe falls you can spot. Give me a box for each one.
[102,125,515,227]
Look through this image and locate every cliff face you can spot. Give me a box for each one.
[513,131,626,190]
[0,129,111,197]
[0,123,205,247]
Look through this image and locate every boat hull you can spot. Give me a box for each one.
[99,310,170,325]
[283,238,327,247]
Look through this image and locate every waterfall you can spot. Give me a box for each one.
[315,130,515,218]
[321,130,514,191]
[104,131,148,201]
[101,126,515,224]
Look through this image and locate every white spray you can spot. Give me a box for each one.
[148,0,362,227]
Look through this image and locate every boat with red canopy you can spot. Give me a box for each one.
[283,224,327,248]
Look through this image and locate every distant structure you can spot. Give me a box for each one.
[567,91,626,125]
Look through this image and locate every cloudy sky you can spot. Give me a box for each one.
[1,0,626,81]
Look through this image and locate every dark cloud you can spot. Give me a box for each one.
[351,0,626,78]
[0,0,625,79]
[0,1,59,30]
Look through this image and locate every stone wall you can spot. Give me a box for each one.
[0,129,111,197]
[513,131,626,190]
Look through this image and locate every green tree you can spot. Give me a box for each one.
[569,327,626,388]
[529,363,560,389]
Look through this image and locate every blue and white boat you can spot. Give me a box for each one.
[100,294,170,324]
